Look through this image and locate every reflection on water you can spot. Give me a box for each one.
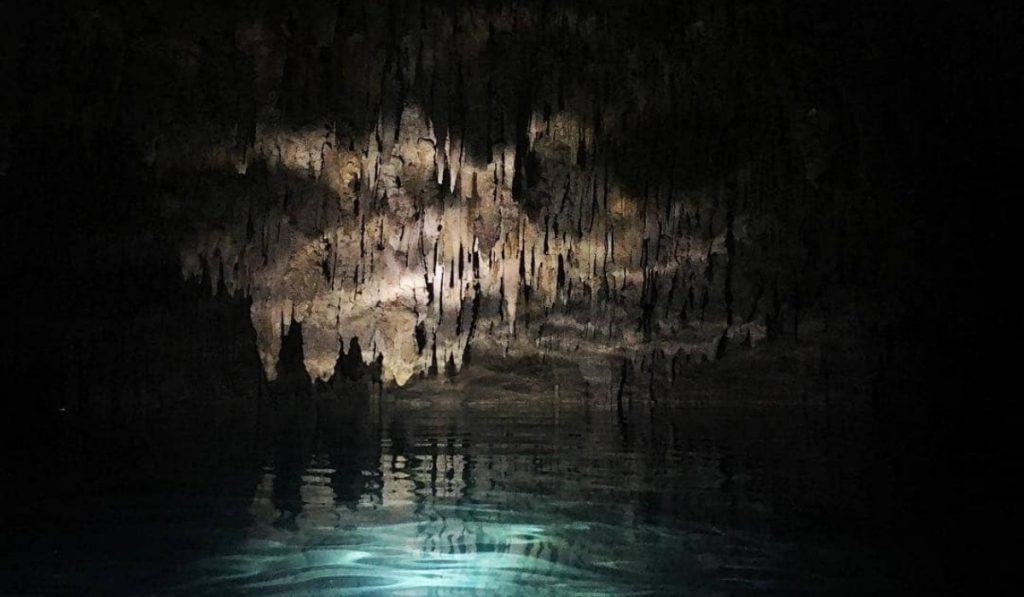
[167,362,893,595]
[4,360,899,595]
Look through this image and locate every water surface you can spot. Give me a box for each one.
[4,359,902,595]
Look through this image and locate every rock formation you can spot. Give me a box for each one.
[4,0,938,386]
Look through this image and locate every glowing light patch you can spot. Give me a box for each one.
[171,502,703,595]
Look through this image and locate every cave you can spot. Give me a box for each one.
[1,0,1013,594]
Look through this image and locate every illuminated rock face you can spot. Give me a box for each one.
[100,0,865,385]
[178,107,762,385]
[158,1,845,385]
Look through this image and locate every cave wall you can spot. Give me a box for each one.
[161,0,880,384]
[4,0,1008,388]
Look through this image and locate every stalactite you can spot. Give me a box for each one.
[138,0,866,385]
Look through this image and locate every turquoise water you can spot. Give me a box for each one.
[4,365,901,595]
[179,505,709,595]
